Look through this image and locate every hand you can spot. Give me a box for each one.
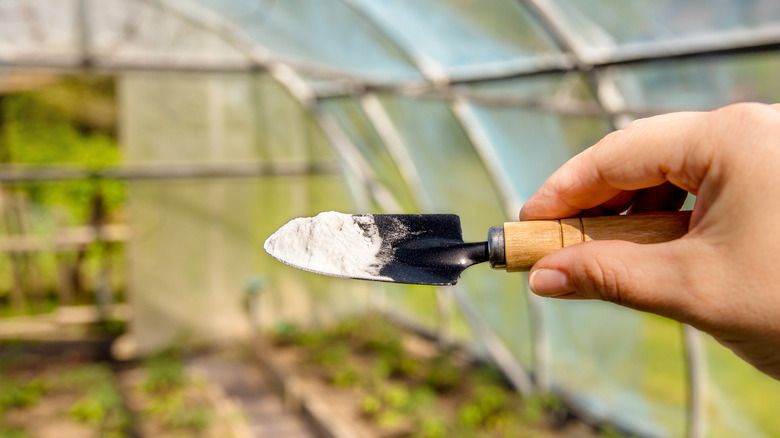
[519,103,780,379]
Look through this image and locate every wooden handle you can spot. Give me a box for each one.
[503,211,692,272]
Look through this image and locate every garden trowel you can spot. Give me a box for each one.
[264,211,691,286]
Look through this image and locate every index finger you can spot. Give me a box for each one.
[519,111,709,220]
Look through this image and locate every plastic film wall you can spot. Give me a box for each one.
[121,73,372,350]
[3,0,780,436]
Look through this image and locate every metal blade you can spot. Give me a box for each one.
[263,212,488,285]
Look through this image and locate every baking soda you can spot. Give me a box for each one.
[263,212,390,280]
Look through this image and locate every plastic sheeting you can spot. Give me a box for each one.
[121,73,371,350]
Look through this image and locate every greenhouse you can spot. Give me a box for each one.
[1,1,780,437]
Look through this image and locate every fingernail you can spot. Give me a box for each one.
[529,269,573,297]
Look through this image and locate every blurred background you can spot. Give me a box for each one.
[1,1,779,437]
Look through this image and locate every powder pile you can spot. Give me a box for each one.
[263,212,389,280]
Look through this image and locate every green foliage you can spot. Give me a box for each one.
[376,409,404,430]
[373,352,419,381]
[337,314,403,357]
[0,84,124,223]
[55,363,114,390]
[414,417,447,438]
[142,350,187,394]
[519,393,565,424]
[456,383,516,432]
[145,392,211,432]
[69,397,107,424]
[64,364,129,435]
[0,426,32,438]
[407,387,436,412]
[138,349,213,433]
[457,403,484,428]
[100,319,128,337]
[424,351,461,392]
[0,377,45,413]
[311,342,349,367]
[329,366,361,388]
[287,315,591,437]
[270,321,302,346]
[382,384,410,410]
[360,394,382,416]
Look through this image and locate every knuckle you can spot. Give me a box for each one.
[713,102,778,125]
[621,117,649,131]
[707,102,780,166]
[593,130,623,153]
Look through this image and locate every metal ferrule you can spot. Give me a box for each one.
[487,226,505,269]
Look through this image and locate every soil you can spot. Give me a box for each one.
[0,348,120,438]
[0,342,249,438]
[260,316,607,438]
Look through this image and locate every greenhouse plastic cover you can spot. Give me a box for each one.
[2,0,780,437]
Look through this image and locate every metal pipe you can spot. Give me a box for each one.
[683,324,708,438]
[0,162,340,183]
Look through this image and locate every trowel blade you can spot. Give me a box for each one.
[263,212,489,285]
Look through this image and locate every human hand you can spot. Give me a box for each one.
[519,103,780,379]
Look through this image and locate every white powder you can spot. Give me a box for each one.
[263,211,390,280]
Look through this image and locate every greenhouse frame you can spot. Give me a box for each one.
[1,1,780,437]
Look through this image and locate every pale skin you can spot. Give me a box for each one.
[520,102,780,379]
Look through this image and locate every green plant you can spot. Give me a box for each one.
[55,363,113,390]
[0,426,33,438]
[424,352,461,392]
[145,392,211,432]
[69,397,106,424]
[360,394,382,416]
[100,319,127,337]
[0,378,45,413]
[163,405,211,431]
[414,417,447,438]
[390,355,420,379]
[371,355,392,381]
[457,403,484,429]
[142,350,187,394]
[376,409,404,430]
[407,387,437,412]
[66,370,129,436]
[351,315,403,356]
[473,384,509,417]
[311,343,350,367]
[456,384,512,431]
[382,384,410,410]
[520,393,565,424]
[271,321,301,346]
[329,366,360,388]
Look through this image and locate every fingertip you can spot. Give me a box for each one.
[529,268,574,297]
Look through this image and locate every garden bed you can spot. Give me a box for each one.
[0,341,248,438]
[257,313,621,438]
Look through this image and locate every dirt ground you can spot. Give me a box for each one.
[259,316,613,438]
[0,342,248,438]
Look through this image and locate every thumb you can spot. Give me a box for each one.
[528,239,697,319]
